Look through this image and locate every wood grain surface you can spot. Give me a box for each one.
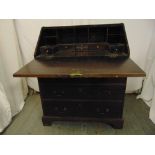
[13,58,145,78]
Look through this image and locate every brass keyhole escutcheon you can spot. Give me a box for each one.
[70,71,83,77]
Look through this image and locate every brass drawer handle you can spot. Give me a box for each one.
[52,90,65,96]
[96,45,100,49]
[78,88,83,93]
[96,107,104,115]
[96,107,110,114]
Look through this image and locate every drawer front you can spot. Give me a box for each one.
[42,100,123,118]
[38,78,127,85]
[39,84,125,100]
[83,102,123,118]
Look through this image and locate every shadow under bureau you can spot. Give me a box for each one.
[13,24,145,129]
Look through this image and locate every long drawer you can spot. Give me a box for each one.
[38,78,126,100]
[39,84,125,100]
[42,99,123,118]
[38,78,127,85]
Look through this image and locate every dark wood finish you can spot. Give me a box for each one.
[13,24,146,129]
[38,77,127,129]
[34,23,130,59]
[13,58,145,78]
[42,116,124,129]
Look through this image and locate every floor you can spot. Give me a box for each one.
[2,94,155,135]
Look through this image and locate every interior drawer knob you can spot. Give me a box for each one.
[78,88,83,93]
[78,103,82,107]
[106,108,110,112]
[61,91,65,94]
[107,91,111,95]
[96,107,100,112]
[53,90,57,94]
[63,107,67,111]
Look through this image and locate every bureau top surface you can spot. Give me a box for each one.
[13,58,145,78]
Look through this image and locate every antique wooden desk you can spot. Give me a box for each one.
[14,24,145,129]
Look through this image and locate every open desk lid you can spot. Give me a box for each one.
[13,23,145,78]
[13,58,145,78]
